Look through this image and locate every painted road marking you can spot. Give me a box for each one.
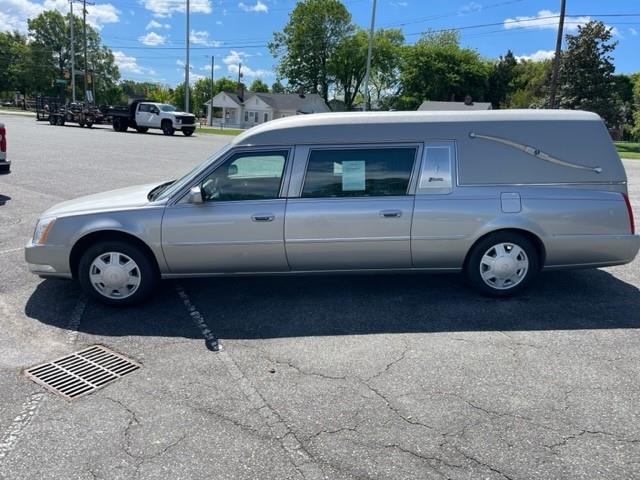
[0,393,45,463]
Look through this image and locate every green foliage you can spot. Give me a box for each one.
[631,73,640,140]
[0,32,32,96]
[486,50,517,108]
[27,10,119,102]
[399,30,491,110]
[249,79,270,93]
[328,29,369,110]
[269,0,353,102]
[557,21,621,128]
[505,59,552,108]
[271,80,286,93]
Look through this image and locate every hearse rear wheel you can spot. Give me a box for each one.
[78,240,158,306]
[465,232,539,297]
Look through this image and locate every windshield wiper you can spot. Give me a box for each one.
[148,181,174,201]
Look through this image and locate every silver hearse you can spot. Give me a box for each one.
[26,110,639,305]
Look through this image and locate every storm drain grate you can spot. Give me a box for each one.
[24,345,141,400]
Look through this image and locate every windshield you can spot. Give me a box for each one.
[153,143,233,201]
[159,104,177,112]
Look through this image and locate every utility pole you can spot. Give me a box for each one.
[237,62,243,100]
[184,0,190,112]
[69,0,76,102]
[210,56,214,125]
[362,0,377,112]
[82,0,88,103]
[548,0,566,109]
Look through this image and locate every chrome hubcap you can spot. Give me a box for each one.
[89,252,141,299]
[479,242,529,290]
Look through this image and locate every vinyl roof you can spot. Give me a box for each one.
[232,110,602,146]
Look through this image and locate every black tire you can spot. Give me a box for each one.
[48,116,55,125]
[78,240,159,306]
[465,231,539,297]
[56,116,65,126]
[78,121,85,128]
[86,122,93,128]
[182,128,194,137]
[136,127,148,133]
[161,120,175,136]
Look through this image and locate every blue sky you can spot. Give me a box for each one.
[2,0,640,85]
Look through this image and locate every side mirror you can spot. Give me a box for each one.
[187,185,203,204]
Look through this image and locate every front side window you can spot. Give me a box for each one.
[160,104,177,112]
[302,148,416,198]
[200,151,288,202]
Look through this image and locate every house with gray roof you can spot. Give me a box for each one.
[205,91,330,128]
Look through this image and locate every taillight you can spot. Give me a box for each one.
[622,192,635,235]
[0,127,5,153]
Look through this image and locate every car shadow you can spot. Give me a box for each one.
[25,268,640,341]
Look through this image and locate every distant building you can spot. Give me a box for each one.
[206,91,330,128]
[418,95,492,112]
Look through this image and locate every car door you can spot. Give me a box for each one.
[284,145,420,270]
[161,149,291,273]
[135,104,155,127]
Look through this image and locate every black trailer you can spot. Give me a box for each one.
[35,96,64,122]
[39,99,105,127]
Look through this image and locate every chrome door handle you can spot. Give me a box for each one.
[251,214,275,222]
[379,210,402,218]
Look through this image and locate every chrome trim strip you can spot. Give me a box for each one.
[469,132,602,174]
[162,267,462,278]
[286,236,410,244]
[167,240,283,247]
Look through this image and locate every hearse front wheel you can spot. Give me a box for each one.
[465,232,539,297]
[78,240,158,306]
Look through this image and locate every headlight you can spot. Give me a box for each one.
[175,118,181,124]
[33,217,56,245]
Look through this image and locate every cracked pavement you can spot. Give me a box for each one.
[0,115,639,479]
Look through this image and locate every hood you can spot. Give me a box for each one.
[172,111,195,117]
[43,183,162,218]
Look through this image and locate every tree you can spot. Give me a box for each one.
[557,21,621,128]
[0,32,32,96]
[487,50,517,108]
[399,31,491,110]
[505,59,552,108]
[631,73,640,140]
[271,80,286,93]
[27,10,119,102]
[249,79,270,93]
[368,29,404,109]
[269,0,353,103]
[328,29,368,110]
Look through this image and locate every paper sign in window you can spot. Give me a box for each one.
[342,161,365,191]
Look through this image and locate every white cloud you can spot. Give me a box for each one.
[389,1,408,6]
[515,49,555,62]
[141,0,211,17]
[113,50,155,76]
[190,29,222,47]
[0,0,119,32]
[201,64,221,72]
[504,10,619,36]
[630,27,638,36]
[145,19,170,30]
[138,31,166,45]
[458,2,481,14]
[223,50,249,65]
[227,63,272,79]
[238,0,268,13]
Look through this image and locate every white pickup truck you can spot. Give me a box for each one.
[108,100,197,136]
[0,121,9,173]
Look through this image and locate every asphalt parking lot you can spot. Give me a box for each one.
[0,114,639,480]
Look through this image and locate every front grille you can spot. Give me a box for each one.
[177,115,195,124]
[25,345,141,400]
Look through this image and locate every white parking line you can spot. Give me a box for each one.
[0,294,87,469]
[0,393,45,463]
[175,284,324,479]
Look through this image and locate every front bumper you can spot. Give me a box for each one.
[0,160,10,172]
[25,241,73,279]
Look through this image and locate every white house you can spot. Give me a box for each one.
[205,91,330,128]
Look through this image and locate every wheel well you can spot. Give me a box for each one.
[69,230,160,279]
[161,119,172,127]
[463,228,546,270]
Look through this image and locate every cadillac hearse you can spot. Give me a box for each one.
[26,110,640,305]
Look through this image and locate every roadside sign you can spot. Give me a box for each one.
[55,79,68,85]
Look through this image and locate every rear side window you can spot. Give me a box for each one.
[302,148,416,198]
[138,104,150,112]
[417,141,455,195]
